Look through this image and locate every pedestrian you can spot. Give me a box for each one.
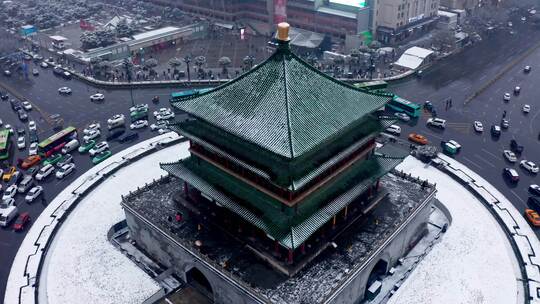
[175,212,182,222]
[503,110,507,118]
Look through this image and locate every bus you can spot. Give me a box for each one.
[354,80,388,91]
[0,129,11,160]
[38,126,78,157]
[170,88,213,102]
[387,96,421,118]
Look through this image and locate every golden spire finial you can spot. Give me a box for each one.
[277,22,290,42]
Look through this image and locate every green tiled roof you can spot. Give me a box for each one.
[172,44,390,159]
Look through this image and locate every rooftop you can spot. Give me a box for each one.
[171,42,390,159]
[123,170,435,303]
[132,26,181,41]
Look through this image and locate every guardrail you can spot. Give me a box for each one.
[5,133,187,304]
[430,154,540,304]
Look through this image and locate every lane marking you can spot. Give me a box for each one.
[481,148,502,161]
[474,154,496,168]
[461,156,483,170]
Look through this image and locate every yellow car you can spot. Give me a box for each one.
[2,166,17,182]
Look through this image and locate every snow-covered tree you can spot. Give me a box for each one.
[116,18,134,38]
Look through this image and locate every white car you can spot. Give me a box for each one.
[514,86,521,94]
[524,65,532,73]
[394,112,410,122]
[28,120,37,131]
[83,123,101,135]
[89,141,109,156]
[520,160,539,173]
[58,87,72,94]
[107,114,125,125]
[17,136,26,149]
[473,121,483,132]
[523,104,531,113]
[32,68,39,76]
[384,125,401,135]
[130,120,148,130]
[83,129,101,142]
[22,101,32,110]
[150,121,168,131]
[4,124,14,134]
[29,142,38,155]
[427,118,446,129]
[36,164,54,181]
[448,140,462,150]
[2,184,18,202]
[25,186,43,203]
[40,62,49,68]
[56,163,75,179]
[157,128,171,134]
[130,104,148,113]
[156,112,175,121]
[153,108,172,118]
[503,150,517,163]
[503,93,511,101]
[90,93,105,102]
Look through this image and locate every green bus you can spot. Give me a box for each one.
[354,80,388,91]
[0,129,10,160]
[171,88,213,102]
[387,96,421,118]
[38,126,78,157]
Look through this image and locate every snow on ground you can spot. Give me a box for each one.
[388,157,520,304]
[40,141,190,304]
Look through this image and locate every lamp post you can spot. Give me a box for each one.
[183,55,192,82]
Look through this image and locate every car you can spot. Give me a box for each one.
[17,136,25,149]
[427,117,446,129]
[528,196,540,213]
[53,66,63,75]
[2,167,17,182]
[56,154,73,168]
[118,132,139,143]
[501,119,509,129]
[83,123,101,135]
[17,175,34,193]
[29,142,38,155]
[503,167,520,182]
[508,21,513,27]
[156,111,175,121]
[58,86,72,94]
[46,57,54,63]
[530,185,540,196]
[40,61,49,68]
[62,71,71,79]
[4,70,11,76]
[35,164,54,181]
[4,124,14,134]
[384,125,401,135]
[503,93,511,101]
[394,112,410,122]
[503,150,517,162]
[473,121,483,132]
[22,101,32,110]
[13,212,30,231]
[92,150,112,165]
[150,121,168,131]
[16,126,25,136]
[130,120,148,130]
[523,104,531,113]
[129,104,148,113]
[10,99,22,111]
[524,65,532,73]
[21,155,41,169]
[510,139,524,154]
[491,125,501,137]
[32,68,39,76]
[107,114,125,130]
[56,163,75,179]
[28,129,38,143]
[157,128,171,134]
[130,108,148,122]
[408,133,428,145]
[525,209,540,226]
[2,184,18,202]
[1,198,15,208]
[28,120,36,131]
[78,140,96,153]
[152,96,160,103]
[521,160,539,173]
[106,128,126,141]
[447,140,461,151]
[89,141,109,156]
[25,186,43,203]
[514,86,521,95]
[83,129,101,142]
[90,93,105,102]
[42,153,63,166]
[0,92,8,100]
[17,109,28,121]
[153,108,172,118]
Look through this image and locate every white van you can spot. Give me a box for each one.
[0,206,18,227]
[18,175,35,193]
[61,139,80,154]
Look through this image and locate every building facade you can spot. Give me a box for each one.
[372,0,440,43]
[440,0,478,10]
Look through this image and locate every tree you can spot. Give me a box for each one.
[432,29,456,51]
[81,31,99,50]
[116,18,134,38]
[218,56,231,76]
[243,55,255,70]
[194,55,206,73]
[168,57,182,74]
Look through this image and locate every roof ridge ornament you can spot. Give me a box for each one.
[277,22,290,50]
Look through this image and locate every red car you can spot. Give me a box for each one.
[21,155,41,170]
[13,213,31,231]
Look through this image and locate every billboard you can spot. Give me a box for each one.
[329,0,367,8]
[274,0,287,24]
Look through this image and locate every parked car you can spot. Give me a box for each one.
[2,166,17,182]
[89,141,109,156]
[0,205,18,227]
[22,101,32,111]
[523,104,531,113]
[503,92,511,101]
[58,86,72,94]
[40,61,49,68]
[503,168,520,182]
[43,153,63,166]
[473,121,483,132]
[32,68,39,76]
[156,111,175,121]
[83,129,101,142]
[150,121,168,131]
[4,124,14,134]
[118,132,139,143]
[520,160,539,174]
[514,86,521,95]
[129,104,148,113]
[491,125,501,137]
[408,133,428,145]
[510,139,524,154]
[17,175,34,193]
[28,142,38,155]
[92,150,112,165]
[106,128,125,141]
[55,163,75,179]
[17,109,28,121]
[28,120,37,131]
[530,184,540,196]
[524,65,532,73]
[153,108,172,118]
[61,139,79,154]
[528,196,540,213]
[56,154,73,168]
[90,93,105,102]
[130,120,148,130]
[13,212,30,231]
[78,140,96,153]
[83,123,101,135]
[17,136,25,149]
[525,209,540,227]
[503,150,517,163]
[2,184,18,202]
[501,119,509,129]
[35,164,54,181]
[384,125,401,135]
[426,118,446,129]
[107,114,125,130]
[20,155,41,169]
[25,186,43,203]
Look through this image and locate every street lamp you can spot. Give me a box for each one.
[123,58,135,107]
[183,55,192,82]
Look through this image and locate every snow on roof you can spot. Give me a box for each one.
[49,35,68,41]
[104,15,134,29]
[388,157,518,304]
[437,10,458,18]
[317,6,357,19]
[132,26,181,41]
[394,46,434,70]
